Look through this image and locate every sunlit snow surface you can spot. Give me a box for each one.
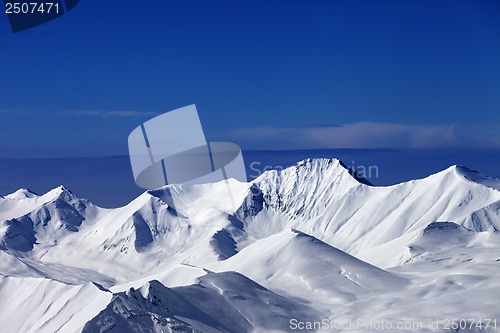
[1,158,499,332]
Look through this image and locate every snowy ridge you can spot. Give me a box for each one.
[208,228,408,305]
[4,188,38,200]
[246,159,500,257]
[1,158,500,332]
[454,165,500,191]
[84,272,321,333]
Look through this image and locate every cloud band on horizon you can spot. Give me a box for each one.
[226,122,500,150]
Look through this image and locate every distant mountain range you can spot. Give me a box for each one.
[1,158,499,332]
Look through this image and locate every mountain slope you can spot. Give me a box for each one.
[2,159,499,273]
[208,229,408,304]
[1,158,500,332]
[83,272,321,333]
[243,160,500,263]
[0,276,112,333]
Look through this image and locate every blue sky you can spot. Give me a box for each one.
[1,0,499,157]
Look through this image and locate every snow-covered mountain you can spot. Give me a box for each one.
[1,158,499,332]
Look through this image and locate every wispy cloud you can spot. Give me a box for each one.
[227,122,500,149]
[278,123,342,129]
[56,110,159,118]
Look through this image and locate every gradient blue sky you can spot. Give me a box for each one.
[1,0,499,157]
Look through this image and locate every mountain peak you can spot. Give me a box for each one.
[45,185,72,196]
[451,165,500,191]
[40,185,87,207]
[55,185,70,192]
[293,157,341,170]
[5,188,38,200]
[250,158,366,219]
[256,157,368,186]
